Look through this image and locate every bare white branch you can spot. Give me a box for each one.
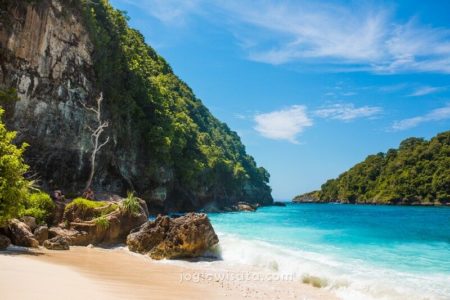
[81,92,111,191]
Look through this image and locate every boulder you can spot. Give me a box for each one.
[44,236,70,250]
[20,216,37,231]
[0,234,11,250]
[8,219,39,248]
[48,227,90,246]
[127,215,172,254]
[127,213,219,260]
[34,225,49,245]
[236,202,256,212]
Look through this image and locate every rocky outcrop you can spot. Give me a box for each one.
[34,225,49,245]
[49,198,148,246]
[0,234,11,250]
[8,219,39,248]
[235,202,257,212]
[292,191,322,203]
[44,236,69,250]
[127,213,219,260]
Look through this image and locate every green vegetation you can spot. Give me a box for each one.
[0,107,30,225]
[65,197,108,211]
[121,192,140,215]
[94,215,110,229]
[63,197,118,222]
[0,86,54,225]
[21,191,55,224]
[77,0,271,203]
[294,131,450,205]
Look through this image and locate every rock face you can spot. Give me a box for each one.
[8,219,39,248]
[44,236,70,250]
[49,198,148,246]
[34,225,49,245]
[0,0,273,213]
[127,213,219,260]
[0,234,11,250]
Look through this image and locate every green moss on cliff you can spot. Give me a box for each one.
[78,0,272,205]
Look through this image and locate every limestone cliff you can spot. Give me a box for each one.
[0,0,273,212]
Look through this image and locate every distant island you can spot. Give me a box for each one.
[294,131,450,205]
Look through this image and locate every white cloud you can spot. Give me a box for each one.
[118,1,450,73]
[392,104,450,131]
[222,2,450,74]
[254,105,312,143]
[314,103,382,121]
[408,86,445,97]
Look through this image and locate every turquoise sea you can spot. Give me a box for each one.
[207,203,450,300]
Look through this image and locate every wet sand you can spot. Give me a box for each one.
[0,246,337,299]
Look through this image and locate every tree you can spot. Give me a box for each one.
[0,107,30,225]
[80,93,110,191]
[295,130,450,204]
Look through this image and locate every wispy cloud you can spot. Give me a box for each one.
[314,103,382,121]
[116,0,201,25]
[408,86,446,97]
[391,104,450,131]
[254,105,312,143]
[226,2,450,74]
[124,0,450,74]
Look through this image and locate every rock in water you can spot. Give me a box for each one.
[44,236,70,250]
[0,234,11,250]
[34,225,49,245]
[236,202,256,212]
[8,219,39,248]
[127,213,219,260]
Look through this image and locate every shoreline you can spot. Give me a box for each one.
[0,246,337,300]
[291,201,450,207]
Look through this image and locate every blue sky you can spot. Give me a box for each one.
[110,0,450,200]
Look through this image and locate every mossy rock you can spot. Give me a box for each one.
[63,198,118,222]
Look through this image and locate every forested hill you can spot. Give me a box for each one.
[293,131,450,205]
[0,0,272,212]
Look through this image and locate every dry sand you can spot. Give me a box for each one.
[0,246,337,299]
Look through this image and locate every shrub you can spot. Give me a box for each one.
[21,191,55,224]
[0,107,30,226]
[121,192,140,215]
[94,215,110,229]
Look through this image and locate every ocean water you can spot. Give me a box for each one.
[206,203,450,300]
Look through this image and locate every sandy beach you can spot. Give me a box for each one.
[0,246,337,300]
